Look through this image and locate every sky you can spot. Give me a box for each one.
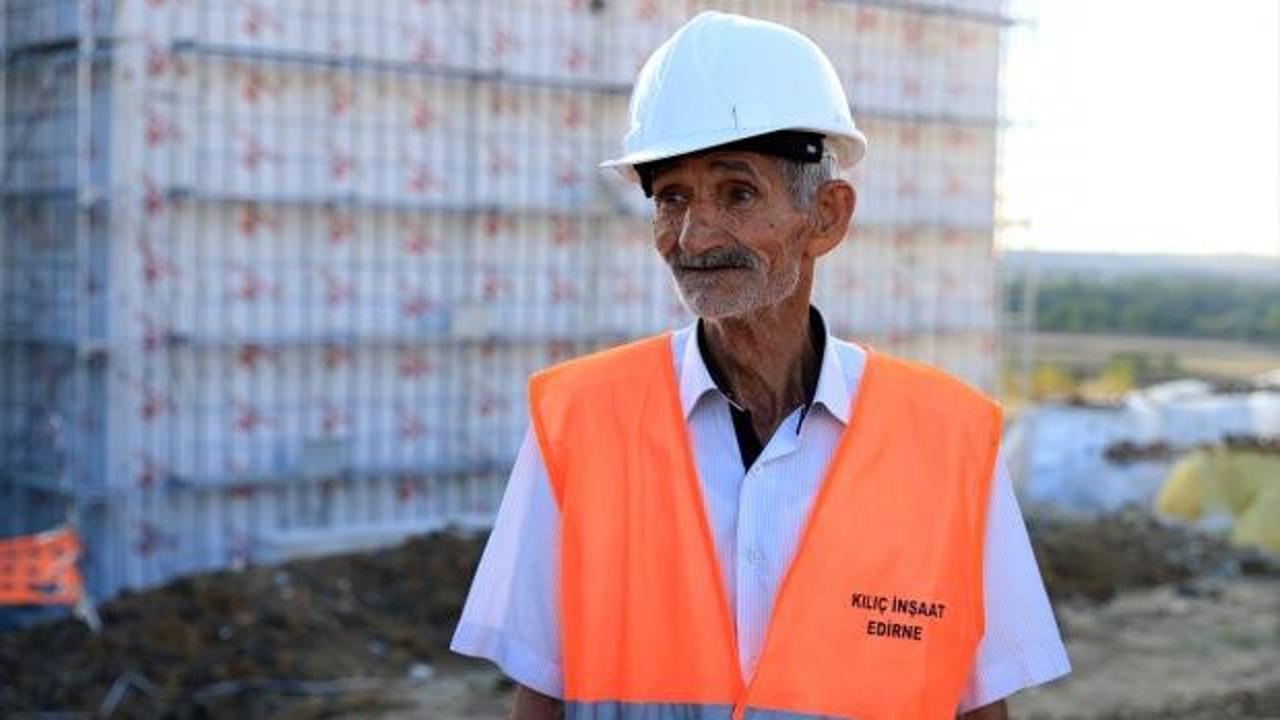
[999,0,1280,257]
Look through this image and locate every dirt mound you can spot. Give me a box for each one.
[0,529,486,718]
[1104,435,1280,465]
[1222,434,1280,454]
[1011,577,1280,720]
[1103,440,1176,464]
[1026,509,1280,603]
[1129,683,1280,720]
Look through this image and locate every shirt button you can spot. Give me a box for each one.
[748,549,763,564]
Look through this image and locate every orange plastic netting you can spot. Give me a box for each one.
[0,527,85,606]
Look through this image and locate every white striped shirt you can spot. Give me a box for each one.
[452,318,1071,712]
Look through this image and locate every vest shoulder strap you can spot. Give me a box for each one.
[528,332,674,506]
[868,349,1003,429]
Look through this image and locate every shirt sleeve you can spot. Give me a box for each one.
[450,426,565,698]
[956,447,1072,712]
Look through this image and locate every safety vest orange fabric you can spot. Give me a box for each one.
[529,333,1002,720]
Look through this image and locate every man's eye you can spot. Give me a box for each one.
[655,189,688,206]
[727,186,756,204]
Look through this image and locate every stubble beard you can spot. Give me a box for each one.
[669,253,802,320]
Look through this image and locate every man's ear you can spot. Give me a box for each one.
[806,180,856,259]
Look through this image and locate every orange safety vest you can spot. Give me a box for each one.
[529,333,1002,720]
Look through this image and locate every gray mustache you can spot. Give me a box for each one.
[673,248,757,271]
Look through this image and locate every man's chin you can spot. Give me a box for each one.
[678,291,759,320]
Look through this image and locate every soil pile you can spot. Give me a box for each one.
[1103,440,1176,464]
[0,529,487,718]
[1026,508,1279,602]
[1103,435,1280,464]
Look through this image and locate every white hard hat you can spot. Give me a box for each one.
[601,11,867,184]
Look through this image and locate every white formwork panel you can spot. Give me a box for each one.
[815,5,913,121]
[0,344,108,482]
[950,0,1010,18]
[937,125,998,227]
[785,1,856,72]
[846,6,898,114]
[670,0,1006,123]
[887,229,927,335]
[456,340,549,465]
[128,0,474,63]
[161,0,452,78]
[1,0,1018,601]
[109,342,468,483]
[467,0,667,86]
[335,345,465,471]
[1,0,106,50]
[843,330,993,393]
[844,156,891,230]
[836,119,1000,232]
[464,214,590,338]
[1,52,114,193]
[815,221,997,349]
[892,330,997,391]
[61,460,510,599]
[946,22,1002,119]
[846,118,917,229]
[868,10,919,116]
[898,231,941,334]
[813,226,861,334]
[193,78,451,203]
[892,229,943,336]
[599,0,687,86]
[928,228,996,332]
[953,330,999,392]
[829,7,1003,123]
[813,225,888,336]
[2,198,77,340]
[473,3,569,79]
[909,124,948,228]
[143,69,609,211]
[900,13,996,119]
[925,228,998,336]
[145,56,477,204]
[596,217,694,339]
[151,203,466,343]
[104,0,1008,119]
[472,85,605,212]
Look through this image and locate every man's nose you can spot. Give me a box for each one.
[676,202,723,257]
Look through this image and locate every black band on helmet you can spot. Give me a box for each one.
[636,130,825,197]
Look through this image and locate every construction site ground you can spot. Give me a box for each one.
[2,510,1277,719]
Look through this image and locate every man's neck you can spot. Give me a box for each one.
[699,292,819,443]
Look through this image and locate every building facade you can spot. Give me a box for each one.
[1,0,1019,600]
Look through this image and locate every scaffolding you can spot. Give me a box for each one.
[1,0,1030,600]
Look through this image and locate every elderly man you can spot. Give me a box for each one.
[452,11,1069,720]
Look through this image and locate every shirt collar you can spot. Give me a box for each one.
[677,306,852,426]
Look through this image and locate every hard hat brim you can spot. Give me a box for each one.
[600,126,867,183]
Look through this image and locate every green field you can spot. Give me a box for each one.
[1018,332,1280,381]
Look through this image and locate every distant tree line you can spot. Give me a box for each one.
[1004,276,1280,343]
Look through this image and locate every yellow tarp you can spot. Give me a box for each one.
[1156,448,1280,552]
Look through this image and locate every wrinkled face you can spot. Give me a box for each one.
[649,151,811,319]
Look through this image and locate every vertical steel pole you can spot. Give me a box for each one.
[72,0,98,517]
